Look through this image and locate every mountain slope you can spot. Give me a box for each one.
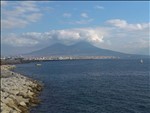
[26,42,148,58]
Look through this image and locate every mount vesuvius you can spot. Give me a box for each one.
[26,42,148,59]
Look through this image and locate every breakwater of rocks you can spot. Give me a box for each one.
[1,65,43,113]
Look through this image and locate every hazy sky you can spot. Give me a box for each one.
[1,1,149,56]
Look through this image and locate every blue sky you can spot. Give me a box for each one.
[1,1,149,56]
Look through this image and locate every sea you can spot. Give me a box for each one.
[13,59,150,113]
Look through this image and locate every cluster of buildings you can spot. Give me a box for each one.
[1,55,120,64]
[23,55,119,61]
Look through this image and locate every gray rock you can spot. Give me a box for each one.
[1,65,42,113]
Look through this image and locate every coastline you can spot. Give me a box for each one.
[1,65,43,113]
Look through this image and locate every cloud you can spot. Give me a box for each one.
[1,18,149,55]
[1,1,42,29]
[63,13,72,18]
[97,19,149,54]
[106,19,150,31]
[2,18,29,29]
[95,5,104,10]
[81,13,88,18]
[2,33,39,47]
[49,28,104,44]
[2,28,106,47]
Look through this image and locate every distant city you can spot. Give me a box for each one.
[1,55,120,64]
[1,42,149,65]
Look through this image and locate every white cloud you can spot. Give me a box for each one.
[95,5,104,9]
[107,19,127,28]
[2,33,39,47]
[1,1,42,29]
[50,28,104,44]
[106,19,150,31]
[97,19,150,54]
[1,18,29,29]
[1,18,149,55]
[2,28,106,47]
[63,13,72,18]
[81,13,88,18]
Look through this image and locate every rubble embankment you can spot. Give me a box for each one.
[1,65,42,113]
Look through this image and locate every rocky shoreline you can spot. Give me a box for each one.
[1,65,43,113]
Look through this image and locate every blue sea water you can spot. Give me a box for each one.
[14,59,150,113]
